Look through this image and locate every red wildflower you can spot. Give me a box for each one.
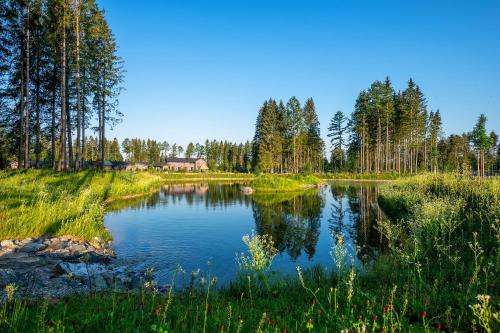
[436,323,443,330]
[380,326,385,332]
[421,311,427,319]
[220,325,224,332]
[383,306,387,314]
[373,315,378,322]
[283,330,287,333]
[155,307,161,315]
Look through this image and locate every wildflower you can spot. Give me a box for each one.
[155,307,161,315]
[220,325,224,332]
[283,330,287,333]
[436,323,443,330]
[306,319,314,330]
[312,299,317,306]
[380,327,385,332]
[4,283,17,302]
[383,306,387,314]
[421,310,427,319]
[373,315,378,322]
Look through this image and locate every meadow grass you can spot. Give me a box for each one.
[250,174,323,192]
[0,172,498,332]
[0,170,165,241]
[321,171,405,180]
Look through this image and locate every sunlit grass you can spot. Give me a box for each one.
[251,174,323,192]
[0,170,165,241]
[0,172,498,331]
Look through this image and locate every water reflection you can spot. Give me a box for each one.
[252,190,324,260]
[105,182,386,283]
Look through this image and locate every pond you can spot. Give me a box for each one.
[105,182,386,285]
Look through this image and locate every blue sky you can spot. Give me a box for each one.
[99,0,499,149]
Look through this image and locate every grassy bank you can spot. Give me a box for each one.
[0,170,165,241]
[0,171,255,241]
[321,171,405,180]
[250,174,323,192]
[1,174,499,331]
[158,172,254,181]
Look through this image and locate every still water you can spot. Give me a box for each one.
[105,183,385,284]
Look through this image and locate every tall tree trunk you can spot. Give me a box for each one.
[65,66,73,169]
[74,0,82,169]
[58,11,66,171]
[24,0,30,169]
[51,75,56,170]
[18,74,24,169]
[35,39,41,166]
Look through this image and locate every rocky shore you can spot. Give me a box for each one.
[0,237,145,300]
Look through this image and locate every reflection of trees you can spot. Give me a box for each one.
[107,183,252,211]
[252,190,325,260]
[334,183,384,262]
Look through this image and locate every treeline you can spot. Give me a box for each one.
[0,0,123,170]
[120,138,252,172]
[252,97,324,173]
[327,78,499,176]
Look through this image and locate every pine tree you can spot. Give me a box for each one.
[471,114,491,178]
[327,110,348,171]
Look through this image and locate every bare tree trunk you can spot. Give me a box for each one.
[74,0,82,169]
[35,38,41,166]
[66,68,73,169]
[58,11,66,171]
[51,76,56,170]
[18,74,24,169]
[24,0,30,169]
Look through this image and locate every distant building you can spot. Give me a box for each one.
[155,158,209,172]
[126,162,148,171]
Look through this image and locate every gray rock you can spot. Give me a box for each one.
[0,251,29,261]
[0,269,17,287]
[68,244,87,253]
[54,262,107,278]
[18,242,47,253]
[91,274,108,290]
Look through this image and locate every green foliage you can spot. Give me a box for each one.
[0,174,499,332]
[250,174,322,192]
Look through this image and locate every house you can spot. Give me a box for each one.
[125,162,149,171]
[162,158,209,172]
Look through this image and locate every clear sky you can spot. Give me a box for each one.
[99,0,499,149]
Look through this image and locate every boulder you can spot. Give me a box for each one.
[18,242,47,253]
[240,186,254,195]
[0,269,17,287]
[54,262,107,278]
[0,240,17,249]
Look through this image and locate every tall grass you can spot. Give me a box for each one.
[251,174,323,192]
[0,173,498,331]
[0,170,164,240]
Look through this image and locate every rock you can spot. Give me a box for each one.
[54,262,107,278]
[91,274,108,290]
[0,240,17,249]
[0,269,17,287]
[240,186,254,194]
[0,251,29,261]
[44,239,66,251]
[18,242,47,253]
[68,243,87,253]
